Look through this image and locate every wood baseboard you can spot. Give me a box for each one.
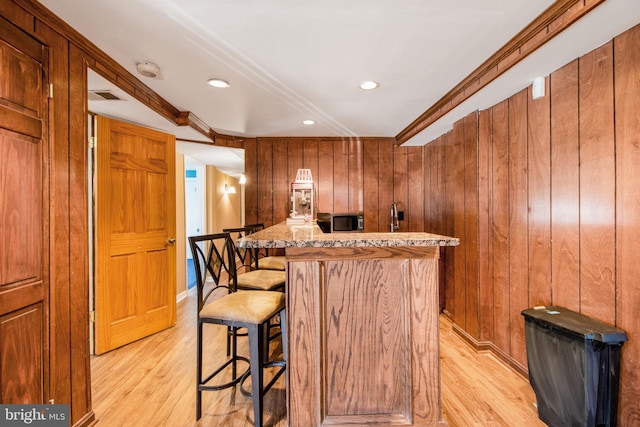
[450,323,529,378]
[72,410,96,427]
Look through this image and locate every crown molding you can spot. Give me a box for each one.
[395,0,605,144]
[17,0,222,143]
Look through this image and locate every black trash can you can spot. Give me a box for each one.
[522,306,627,427]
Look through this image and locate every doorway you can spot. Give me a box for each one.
[184,159,206,289]
[85,68,244,353]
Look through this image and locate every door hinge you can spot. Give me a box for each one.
[90,311,96,323]
[89,137,96,149]
[48,83,53,99]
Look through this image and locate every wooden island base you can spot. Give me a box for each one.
[238,223,458,426]
[286,246,446,427]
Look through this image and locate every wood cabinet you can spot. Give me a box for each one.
[286,246,446,426]
[0,14,48,404]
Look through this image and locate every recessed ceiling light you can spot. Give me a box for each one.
[207,78,230,88]
[303,119,315,125]
[359,80,379,90]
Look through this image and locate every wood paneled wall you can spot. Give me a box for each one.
[245,23,640,425]
[613,24,640,425]
[244,137,397,233]
[2,2,93,426]
[428,24,640,424]
[422,113,479,336]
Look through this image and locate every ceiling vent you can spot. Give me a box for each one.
[88,90,124,101]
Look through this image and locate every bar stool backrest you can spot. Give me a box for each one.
[223,226,259,271]
[188,232,237,312]
[243,223,268,261]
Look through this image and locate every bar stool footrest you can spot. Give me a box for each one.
[239,360,286,399]
[199,355,250,392]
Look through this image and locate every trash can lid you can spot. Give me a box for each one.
[522,306,627,344]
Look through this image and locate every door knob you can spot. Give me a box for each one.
[166,237,176,245]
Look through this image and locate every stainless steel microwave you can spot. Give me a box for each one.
[317,212,364,233]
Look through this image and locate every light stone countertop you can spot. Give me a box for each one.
[237,221,459,249]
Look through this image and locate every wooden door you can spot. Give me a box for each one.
[0,17,49,402]
[95,116,176,354]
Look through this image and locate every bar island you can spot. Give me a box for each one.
[238,223,459,427]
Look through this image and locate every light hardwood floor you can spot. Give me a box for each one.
[91,292,546,427]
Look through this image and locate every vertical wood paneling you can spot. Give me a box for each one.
[422,143,432,231]
[451,121,465,327]
[272,139,289,224]
[443,130,456,318]
[348,138,363,213]
[527,78,551,307]
[463,112,479,337]
[393,145,408,232]
[303,139,319,220]
[491,100,510,354]
[578,43,615,324]
[302,140,319,172]
[317,139,334,214]
[508,90,529,367]
[256,139,273,227]
[46,26,69,406]
[550,60,580,311]
[333,139,349,212]
[244,138,258,224]
[478,110,493,341]
[286,138,304,222]
[287,139,304,184]
[407,146,424,232]
[432,136,445,235]
[434,135,447,311]
[614,24,640,426]
[67,42,90,418]
[363,139,380,232]
[378,141,394,232]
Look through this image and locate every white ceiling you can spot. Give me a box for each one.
[39,0,640,175]
[87,70,245,175]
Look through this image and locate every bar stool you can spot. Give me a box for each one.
[222,225,286,291]
[224,226,285,351]
[189,232,286,427]
[244,223,286,271]
[224,226,285,290]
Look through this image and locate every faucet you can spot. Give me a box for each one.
[391,202,399,232]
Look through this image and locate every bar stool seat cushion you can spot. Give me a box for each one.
[256,256,286,271]
[201,291,285,324]
[237,270,285,290]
